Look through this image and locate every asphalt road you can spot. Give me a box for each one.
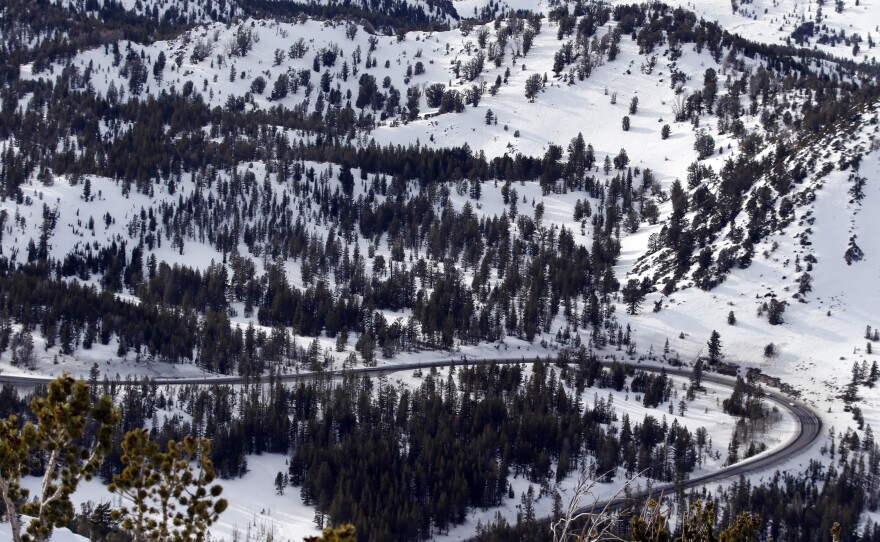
[550,369,822,521]
[0,356,822,533]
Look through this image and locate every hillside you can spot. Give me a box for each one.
[5,0,878,387]
[0,0,879,540]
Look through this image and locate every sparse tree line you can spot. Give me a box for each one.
[241,0,456,36]
[0,0,452,88]
[530,1,880,296]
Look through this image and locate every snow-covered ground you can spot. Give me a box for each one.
[2,1,880,539]
[617,101,880,425]
[0,524,89,542]
[660,0,880,59]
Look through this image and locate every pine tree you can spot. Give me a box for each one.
[719,511,762,542]
[630,499,670,542]
[87,502,118,540]
[766,299,786,325]
[109,429,228,542]
[622,279,644,315]
[706,330,722,364]
[153,51,165,83]
[681,500,718,542]
[0,414,33,541]
[690,358,704,392]
[275,471,286,495]
[0,309,11,354]
[0,375,119,542]
[11,329,35,369]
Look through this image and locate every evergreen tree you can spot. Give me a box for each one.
[305,524,356,542]
[622,279,644,315]
[630,499,670,542]
[109,429,228,542]
[707,330,722,364]
[0,376,119,542]
[275,471,286,495]
[11,329,35,369]
[690,358,704,392]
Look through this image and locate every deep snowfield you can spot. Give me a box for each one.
[3,2,880,539]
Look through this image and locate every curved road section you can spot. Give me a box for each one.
[0,358,821,529]
[575,371,822,516]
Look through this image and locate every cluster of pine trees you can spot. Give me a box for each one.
[479,422,880,542]
[0,353,719,542]
[285,355,709,541]
[0,357,864,542]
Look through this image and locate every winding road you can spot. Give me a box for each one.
[555,368,822,523]
[0,356,822,532]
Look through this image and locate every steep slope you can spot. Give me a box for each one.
[620,99,880,399]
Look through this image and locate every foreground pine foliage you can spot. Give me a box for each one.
[0,376,226,542]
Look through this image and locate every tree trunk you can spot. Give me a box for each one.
[0,482,22,542]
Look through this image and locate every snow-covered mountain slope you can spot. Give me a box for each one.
[621,100,880,400]
[7,1,878,395]
[3,0,880,540]
[663,0,880,58]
